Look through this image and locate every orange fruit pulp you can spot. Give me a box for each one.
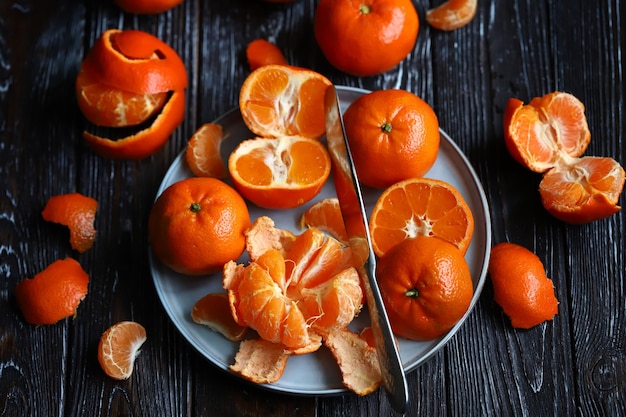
[14,258,90,325]
[41,193,98,253]
[314,0,419,76]
[239,65,332,139]
[246,39,288,71]
[488,242,559,329]
[148,177,250,276]
[228,135,331,209]
[185,123,228,179]
[98,321,147,380]
[504,91,625,223]
[426,0,478,31]
[369,177,474,258]
[376,235,474,341]
[342,89,440,189]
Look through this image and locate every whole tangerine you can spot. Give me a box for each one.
[148,177,250,276]
[314,0,419,76]
[342,89,440,188]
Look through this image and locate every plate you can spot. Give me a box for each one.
[150,86,492,396]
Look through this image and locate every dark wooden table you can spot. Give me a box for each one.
[1,0,625,416]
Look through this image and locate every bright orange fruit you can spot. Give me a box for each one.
[228,135,331,209]
[185,123,228,179]
[376,235,474,341]
[426,0,477,31]
[41,193,98,253]
[239,65,332,139]
[148,177,250,276]
[15,258,89,325]
[246,39,288,71]
[488,242,559,329]
[314,0,419,76]
[342,89,440,189]
[98,321,147,380]
[369,177,474,258]
[299,198,348,244]
[504,91,625,223]
[192,292,248,341]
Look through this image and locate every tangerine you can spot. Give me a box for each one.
[185,123,228,179]
[369,177,474,258]
[239,65,332,139]
[228,135,331,209]
[98,321,147,380]
[488,242,559,329]
[14,258,90,325]
[342,89,440,188]
[314,0,419,76]
[376,235,474,341]
[41,193,98,253]
[299,198,349,244]
[426,0,477,31]
[192,292,248,341]
[246,39,288,71]
[148,177,250,276]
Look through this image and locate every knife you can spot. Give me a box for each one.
[324,85,408,414]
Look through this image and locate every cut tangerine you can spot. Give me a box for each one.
[426,0,478,31]
[192,292,248,341]
[185,123,228,178]
[239,65,332,139]
[98,321,147,380]
[41,193,98,253]
[228,135,331,209]
[369,177,474,258]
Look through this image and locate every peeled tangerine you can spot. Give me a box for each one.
[504,91,625,224]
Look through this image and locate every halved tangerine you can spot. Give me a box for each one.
[239,65,332,139]
[369,177,474,257]
[228,135,331,209]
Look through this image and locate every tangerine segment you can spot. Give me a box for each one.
[98,321,147,380]
[85,29,188,94]
[503,92,590,173]
[14,258,89,325]
[239,65,332,139]
[228,135,331,209]
[299,198,349,244]
[192,292,248,341]
[42,193,98,253]
[246,39,288,71]
[426,0,477,31]
[369,178,474,258]
[185,123,228,178]
[83,89,185,159]
[539,156,625,224]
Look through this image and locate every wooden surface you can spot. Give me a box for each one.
[1,0,625,416]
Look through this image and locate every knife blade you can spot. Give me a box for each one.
[324,85,408,414]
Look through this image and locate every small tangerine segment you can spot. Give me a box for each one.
[98,321,147,380]
[488,242,559,329]
[192,292,248,341]
[228,135,332,209]
[246,39,288,71]
[369,177,474,258]
[185,123,228,178]
[426,0,477,31]
[14,258,89,325]
[239,65,332,139]
[299,197,349,244]
[42,193,98,253]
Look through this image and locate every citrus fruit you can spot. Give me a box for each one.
[376,235,474,341]
[77,29,187,159]
[426,0,478,31]
[299,198,348,244]
[114,0,184,14]
[191,292,248,341]
[369,177,474,258]
[488,242,559,329]
[14,258,89,325]
[239,65,332,139]
[228,135,331,209]
[185,123,228,178]
[148,177,250,276]
[246,39,288,71]
[223,220,363,351]
[504,91,625,223]
[41,193,98,253]
[314,0,419,76]
[342,89,440,188]
[98,321,147,380]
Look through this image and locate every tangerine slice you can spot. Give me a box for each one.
[185,123,228,178]
[191,292,248,341]
[41,193,98,253]
[14,258,89,325]
[299,197,349,244]
[369,177,474,257]
[426,0,478,31]
[239,65,332,139]
[228,135,331,209]
[246,39,288,71]
[98,321,147,380]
